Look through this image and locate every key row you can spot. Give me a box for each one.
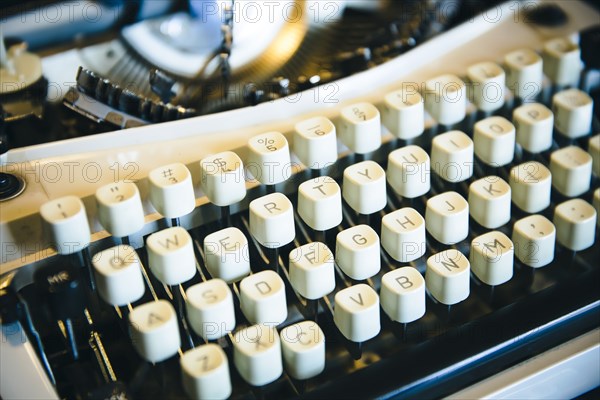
[132,304,325,400]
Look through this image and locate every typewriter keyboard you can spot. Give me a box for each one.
[1,3,600,400]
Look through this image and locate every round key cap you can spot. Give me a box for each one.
[542,37,581,86]
[512,215,556,268]
[425,191,469,245]
[293,116,338,170]
[470,231,514,286]
[146,227,196,286]
[186,279,235,340]
[334,284,380,342]
[181,344,232,400]
[467,61,505,112]
[424,74,467,126]
[335,225,381,280]
[553,199,596,251]
[247,131,291,185]
[513,103,554,153]
[297,176,342,231]
[96,181,145,238]
[40,196,91,255]
[504,48,543,101]
[425,249,470,305]
[382,89,424,139]
[552,89,593,138]
[249,192,295,249]
[280,321,325,380]
[240,270,287,325]
[380,267,425,323]
[233,324,283,386]
[337,102,381,154]
[129,300,180,363]
[468,176,511,229]
[343,160,387,215]
[199,151,246,207]
[381,208,426,262]
[203,227,250,283]
[92,245,145,306]
[431,130,473,183]
[289,242,335,300]
[509,161,552,213]
[473,116,516,167]
[549,146,592,197]
[387,145,430,198]
[148,163,195,219]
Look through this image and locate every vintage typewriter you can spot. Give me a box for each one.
[1,0,599,398]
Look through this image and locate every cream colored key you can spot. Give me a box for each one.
[146,227,196,286]
[431,130,473,183]
[426,249,470,305]
[204,227,250,283]
[199,151,246,207]
[513,103,554,153]
[387,145,430,198]
[181,344,232,400]
[148,162,195,219]
[504,48,543,100]
[40,195,91,255]
[381,208,426,262]
[249,192,295,248]
[335,225,380,280]
[92,245,145,306]
[512,215,556,268]
[382,89,424,139]
[289,242,335,300]
[467,61,505,112]
[297,176,342,231]
[342,160,387,214]
[470,231,514,286]
[509,161,552,213]
[424,74,467,125]
[594,189,600,226]
[334,284,380,342]
[380,267,425,323]
[473,116,516,167]
[280,321,326,380]
[554,199,596,251]
[247,131,291,185]
[542,37,581,86]
[552,89,594,138]
[240,270,287,325]
[233,324,282,386]
[549,146,592,197]
[337,102,381,154]
[95,181,145,238]
[186,279,235,340]
[129,300,180,363]
[590,134,600,176]
[468,176,511,229]
[293,116,338,170]
[425,191,469,245]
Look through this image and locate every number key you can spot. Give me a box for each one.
[96,181,145,237]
